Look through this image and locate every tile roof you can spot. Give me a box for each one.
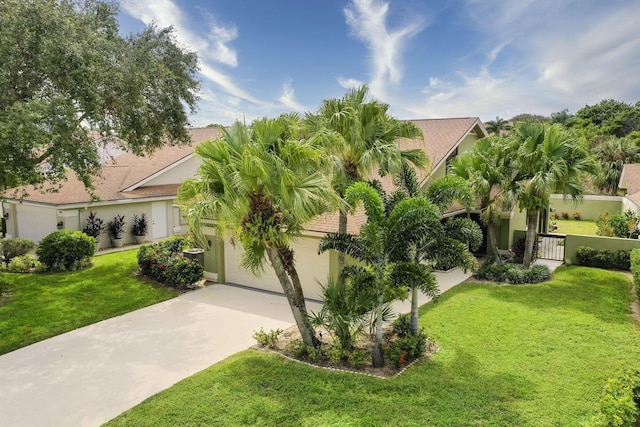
[3,127,222,205]
[304,117,486,234]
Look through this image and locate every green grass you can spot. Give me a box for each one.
[106,266,640,426]
[554,218,598,235]
[0,250,178,355]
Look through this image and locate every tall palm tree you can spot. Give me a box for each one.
[308,85,428,272]
[449,137,513,259]
[484,116,512,137]
[178,115,339,346]
[508,123,595,268]
[593,136,638,195]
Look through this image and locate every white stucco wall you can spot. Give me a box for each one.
[15,204,57,243]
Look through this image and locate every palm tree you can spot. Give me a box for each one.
[508,123,595,268]
[449,137,513,259]
[178,115,339,346]
[484,116,512,137]
[319,181,478,366]
[393,164,480,334]
[308,85,428,272]
[593,136,638,195]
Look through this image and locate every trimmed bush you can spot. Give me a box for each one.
[137,236,203,288]
[475,259,552,284]
[0,238,35,264]
[36,230,95,272]
[575,246,631,271]
[588,368,640,427]
[3,254,43,273]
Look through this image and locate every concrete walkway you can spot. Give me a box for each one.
[0,268,472,427]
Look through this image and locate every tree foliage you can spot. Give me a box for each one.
[575,99,640,138]
[0,0,200,191]
[178,115,338,346]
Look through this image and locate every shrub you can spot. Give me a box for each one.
[82,211,104,238]
[550,212,560,220]
[36,231,95,272]
[573,212,581,220]
[475,259,551,284]
[392,313,412,338]
[5,254,43,273]
[132,214,148,236]
[252,327,282,349]
[383,330,428,368]
[346,348,371,369]
[0,238,35,264]
[107,214,126,239]
[575,246,631,271]
[588,368,640,427]
[137,236,203,288]
[562,212,570,220]
[598,210,640,239]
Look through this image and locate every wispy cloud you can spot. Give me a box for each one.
[120,0,268,114]
[344,0,427,99]
[337,77,365,90]
[278,80,307,112]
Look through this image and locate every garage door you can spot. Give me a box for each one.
[224,237,329,301]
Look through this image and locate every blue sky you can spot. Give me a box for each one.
[118,0,640,127]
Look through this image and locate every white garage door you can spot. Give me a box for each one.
[16,204,57,243]
[224,237,329,301]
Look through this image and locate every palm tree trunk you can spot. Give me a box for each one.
[337,209,348,272]
[487,222,499,259]
[523,210,539,268]
[265,245,318,346]
[410,285,420,336]
[373,291,384,368]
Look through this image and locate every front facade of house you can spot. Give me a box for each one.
[4,118,517,299]
[1,128,221,251]
[201,117,491,299]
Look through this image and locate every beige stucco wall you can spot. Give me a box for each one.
[549,194,623,221]
[143,156,200,187]
[565,234,640,263]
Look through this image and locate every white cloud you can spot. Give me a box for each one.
[337,77,365,89]
[278,81,307,112]
[120,0,268,118]
[344,0,427,99]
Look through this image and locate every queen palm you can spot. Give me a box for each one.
[449,137,512,259]
[178,115,339,346]
[484,116,512,137]
[508,123,595,268]
[308,85,427,271]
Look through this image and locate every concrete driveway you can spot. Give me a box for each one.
[0,284,322,427]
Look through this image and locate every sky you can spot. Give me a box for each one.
[118,0,640,127]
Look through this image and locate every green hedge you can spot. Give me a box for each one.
[588,368,640,427]
[575,246,631,271]
[36,230,94,272]
[474,259,552,284]
[137,236,203,288]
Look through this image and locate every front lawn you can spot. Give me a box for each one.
[106,266,640,426]
[0,250,178,355]
[554,218,598,235]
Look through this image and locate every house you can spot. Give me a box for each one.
[3,118,497,298]
[1,127,222,257]
[619,164,640,213]
[202,118,490,300]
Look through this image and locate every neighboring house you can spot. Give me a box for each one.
[204,117,490,300]
[619,164,640,213]
[1,127,221,268]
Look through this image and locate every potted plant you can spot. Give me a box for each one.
[107,214,126,248]
[83,211,104,251]
[132,213,148,244]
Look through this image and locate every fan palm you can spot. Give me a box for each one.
[449,137,513,258]
[508,123,595,267]
[593,136,638,195]
[308,85,428,272]
[484,116,512,136]
[178,115,339,346]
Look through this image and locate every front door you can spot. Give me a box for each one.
[151,202,168,239]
